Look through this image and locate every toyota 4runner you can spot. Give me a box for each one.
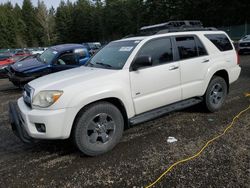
[9,29,241,156]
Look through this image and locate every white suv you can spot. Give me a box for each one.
[9,30,241,156]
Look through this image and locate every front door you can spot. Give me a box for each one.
[130,37,182,115]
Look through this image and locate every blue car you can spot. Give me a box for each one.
[6,44,91,87]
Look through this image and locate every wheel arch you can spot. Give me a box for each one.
[212,69,229,93]
[204,69,230,95]
[70,97,129,138]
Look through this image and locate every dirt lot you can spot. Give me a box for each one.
[0,56,249,188]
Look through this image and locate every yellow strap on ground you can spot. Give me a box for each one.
[245,93,250,97]
[145,103,250,188]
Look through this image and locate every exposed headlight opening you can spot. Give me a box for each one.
[32,90,63,108]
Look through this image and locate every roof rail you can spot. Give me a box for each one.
[122,21,218,39]
[140,20,203,31]
[156,27,218,35]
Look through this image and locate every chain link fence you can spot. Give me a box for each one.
[219,23,250,41]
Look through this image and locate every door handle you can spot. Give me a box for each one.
[201,59,210,63]
[169,65,179,70]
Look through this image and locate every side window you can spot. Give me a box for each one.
[176,36,198,60]
[137,38,173,66]
[205,34,233,51]
[74,48,87,59]
[57,52,77,65]
[195,37,208,56]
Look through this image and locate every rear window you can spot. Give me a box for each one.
[205,34,233,51]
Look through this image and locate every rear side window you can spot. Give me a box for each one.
[205,34,233,51]
[196,38,207,56]
[137,37,173,65]
[175,36,198,60]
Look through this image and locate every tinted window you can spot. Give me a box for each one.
[196,38,207,56]
[205,34,233,51]
[74,48,87,59]
[57,52,77,65]
[176,36,198,60]
[137,38,173,66]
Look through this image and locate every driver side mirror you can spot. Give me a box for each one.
[131,56,152,71]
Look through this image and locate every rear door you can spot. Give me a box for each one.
[130,37,182,114]
[175,35,210,99]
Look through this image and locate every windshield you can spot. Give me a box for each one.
[38,48,57,64]
[86,40,141,69]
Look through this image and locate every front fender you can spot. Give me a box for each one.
[67,86,135,119]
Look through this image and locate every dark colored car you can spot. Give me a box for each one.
[6,44,91,87]
[82,42,101,55]
[238,35,250,55]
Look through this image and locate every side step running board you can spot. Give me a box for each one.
[129,98,203,126]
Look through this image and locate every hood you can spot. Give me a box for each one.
[29,66,117,92]
[0,59,13,66]
[11,57,48,73]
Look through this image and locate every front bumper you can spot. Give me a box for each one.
[5,66,35,85]
[0,67,8,78]
[9,98,78,141]
[9,102,33,143]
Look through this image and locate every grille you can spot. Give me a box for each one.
[23,84,32,108]
[239,42,250,47]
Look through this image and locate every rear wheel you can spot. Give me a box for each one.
[73,101,124,156]
[204,76,227,112]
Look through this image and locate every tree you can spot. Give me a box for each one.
[36,0,56,46]
[22,0,37,46]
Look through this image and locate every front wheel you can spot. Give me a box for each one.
[73,102,124,156]
[204,76,227,112]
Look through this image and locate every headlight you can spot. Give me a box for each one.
[32,90,63,108]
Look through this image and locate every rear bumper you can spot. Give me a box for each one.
[9,102,33,143]
[229,66,241,84]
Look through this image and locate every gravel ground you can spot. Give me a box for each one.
[0,56,249,188]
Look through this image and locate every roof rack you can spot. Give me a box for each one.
[138,20,217,36]
[122,21,218,39]
[140,20,203,31]
[155,27,217,34]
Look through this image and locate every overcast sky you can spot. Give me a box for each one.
[0,0,77,8]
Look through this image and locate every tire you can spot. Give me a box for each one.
[73,101,124,156]
[204,76,227,112]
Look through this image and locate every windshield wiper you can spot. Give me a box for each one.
[96,62,113,68]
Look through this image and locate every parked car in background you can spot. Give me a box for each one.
[6,44,91,87]
[30,47,47,55]
[0,52,12,61]
[238,35,250,54]
[0,51,33,78]
[82,42,101,55]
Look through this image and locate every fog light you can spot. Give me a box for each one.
[35,123,46,133]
